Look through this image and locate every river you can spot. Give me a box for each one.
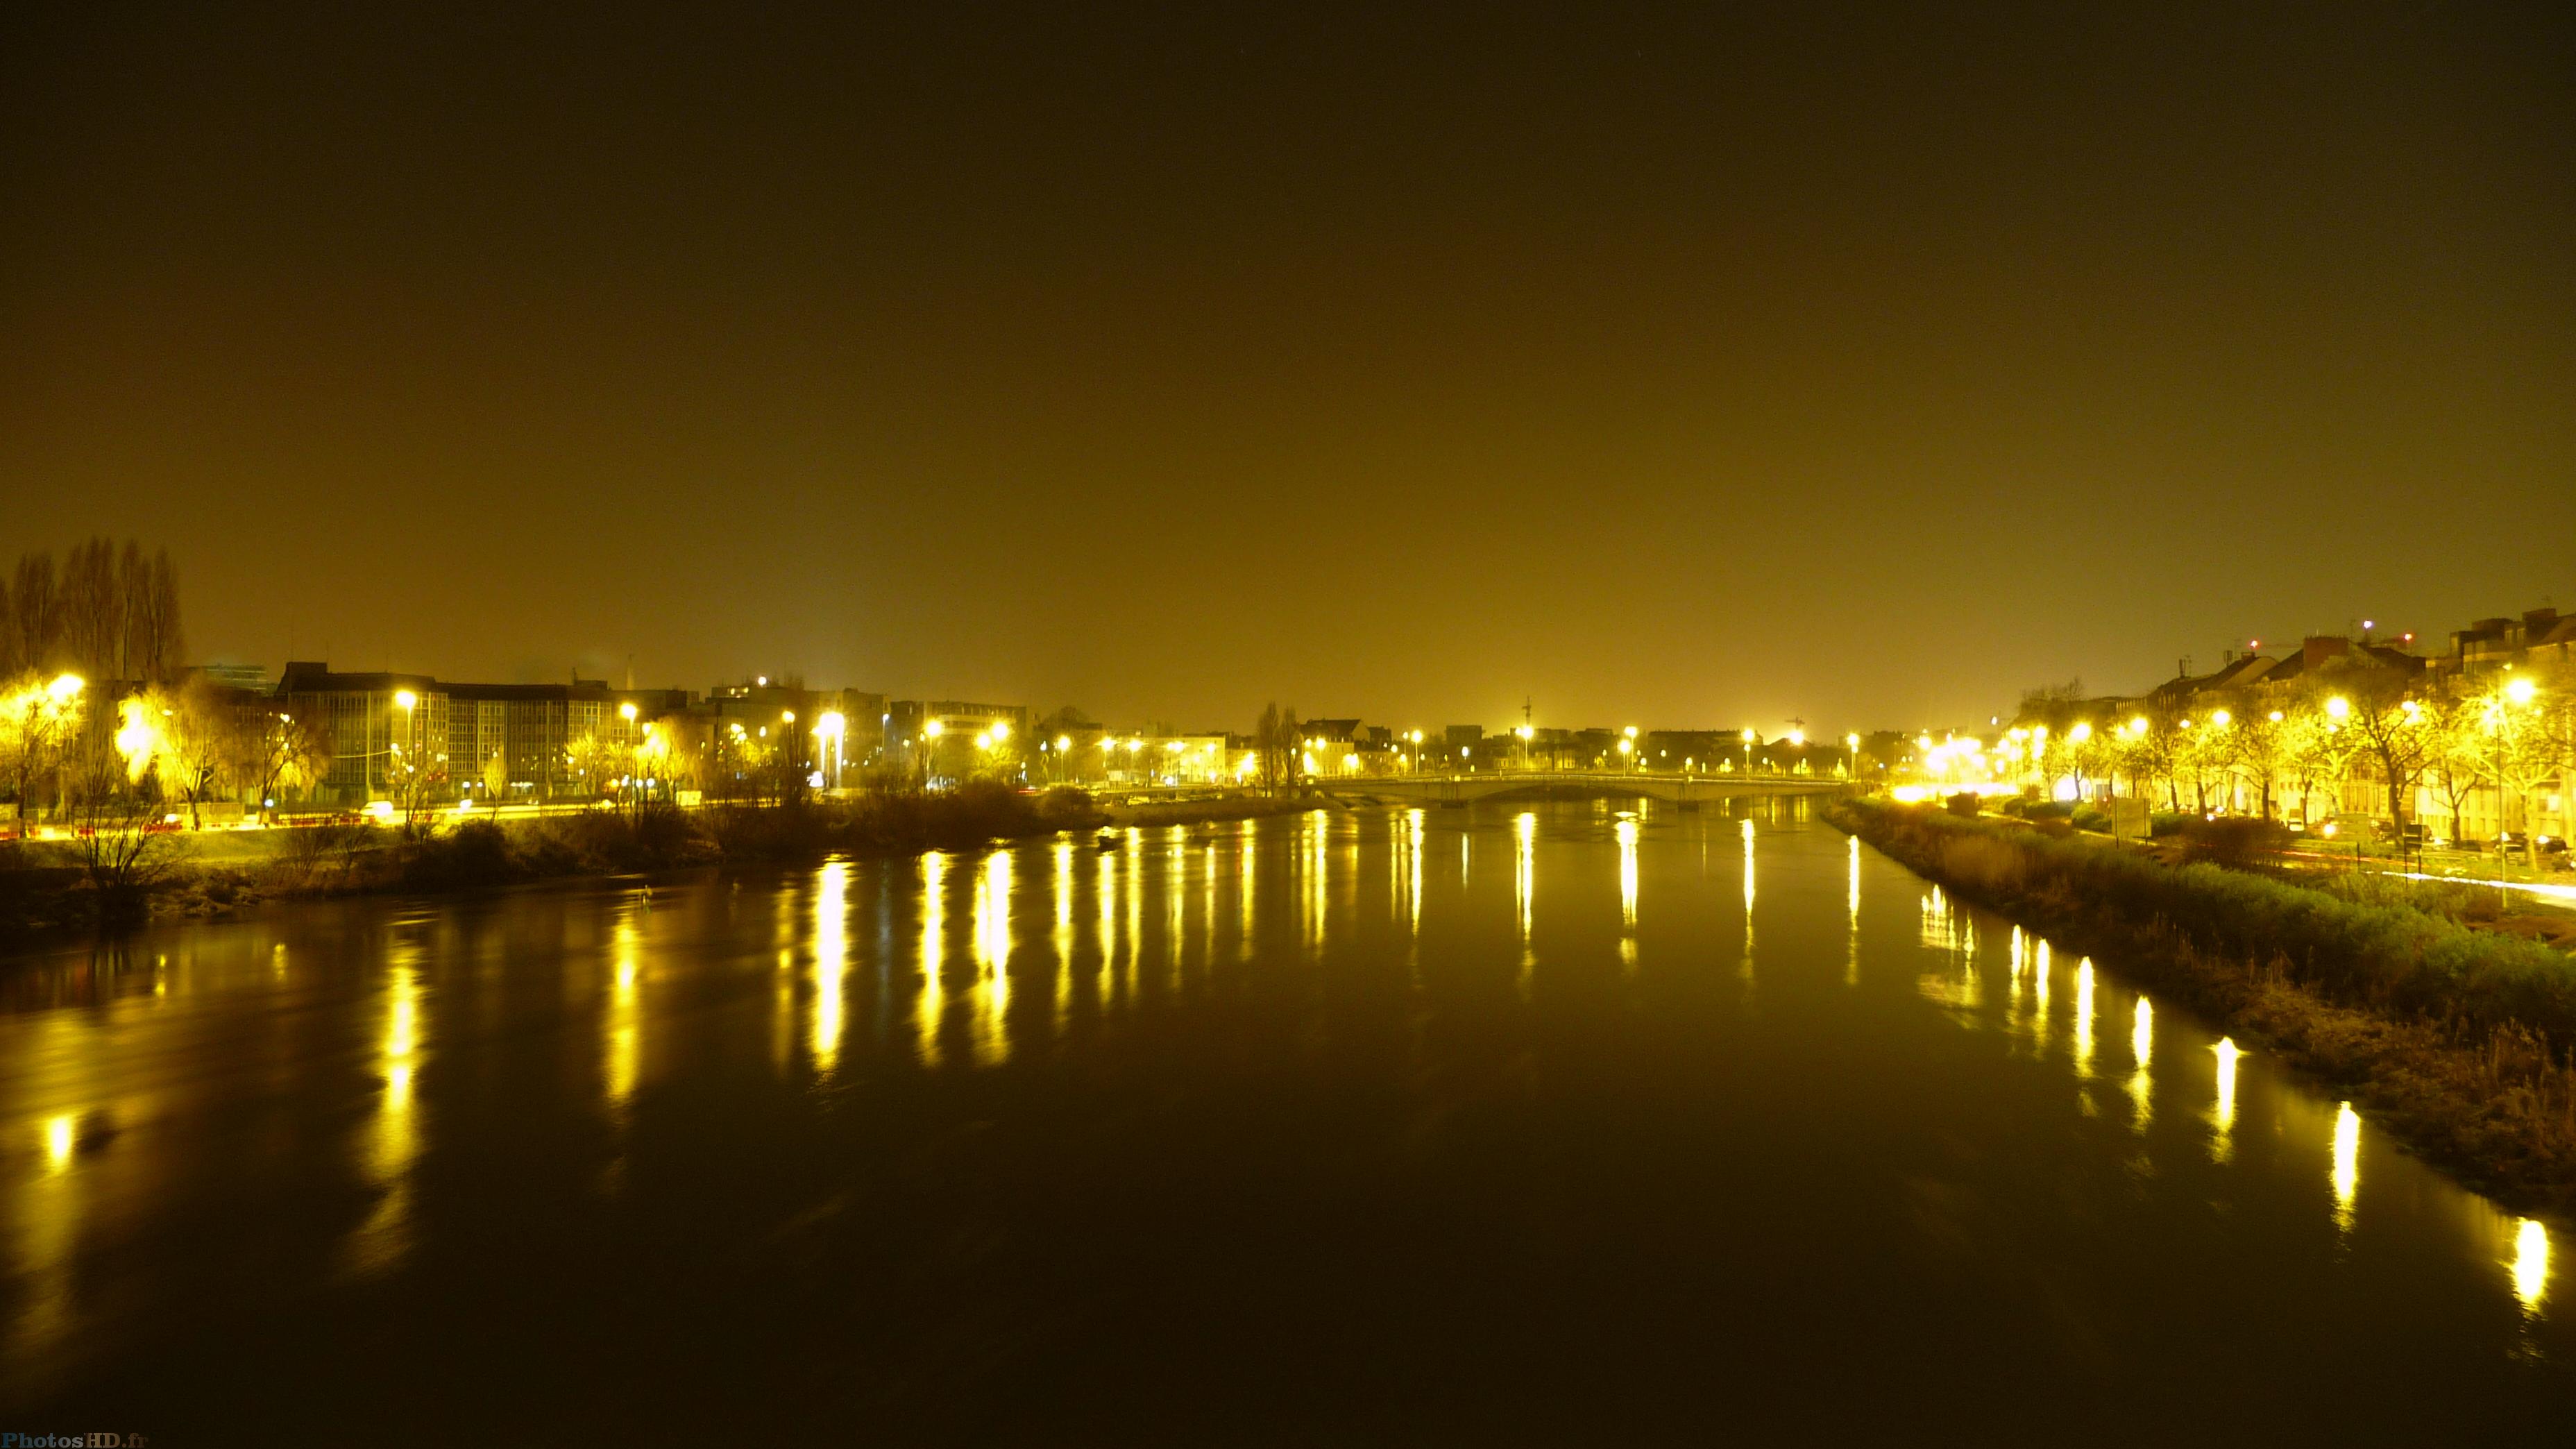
[3,802,2568,1440]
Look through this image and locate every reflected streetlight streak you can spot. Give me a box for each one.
[813,864,846,1076]
[1097,844,1119,983]
[1239,824,1257,961]
[2332,1102,2361,1231]
[2211,1037,2240,1162]
[1408,809,1425,934]
[2512,1219,2550,1313]
[609,913,643,1103]
[2126,995,2152,1132]
[1740,817,1756,978]
[1515,812,1537,970]
[346,944,423,1277]
[1616,817,1640,965]
[976,849,1013,1064]
[1054,840,1076,1032]
[1846,835,1860,987]
[2072,959,2096,1079]
[42,1114,74,1173]
[917,852,947,1065]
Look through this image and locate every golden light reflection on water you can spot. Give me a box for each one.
[608,912,643,1103]
[975,849,1014,1065]
[1515,813,1536,972]
[1616,817,1639,967]
[2211,1037,2240,1162]
[2072,959,2096,1080]
[1097,843,1119,981]
[1053,840,1076,1031]
[344,942,423,1278]
[1307,812,1330,954]
[1408,809,1425,935]
[1845,835,1860,987]
[42,1113,74,1173]
[2512,1218,2550,1313]
[1740,817,1755,978]
[2031,939,2051,1051]
[813,862,847,1077]
[1239,824,1257,960]
[918,852,947,1065]
[2125,995,2152,1131]
[2332,1102,2361,1232]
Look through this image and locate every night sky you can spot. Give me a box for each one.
[5,3,2570,732]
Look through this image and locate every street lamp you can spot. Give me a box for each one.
[1740,727,1756,777]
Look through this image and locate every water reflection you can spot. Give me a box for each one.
[2211,1037,2240,1163]
[918,853,947,1065]
[2514,1219,2550,1314]
[7,805,2573,1425]
[1845,835,1860,987]
[1408,809,1425,935]
[2071,959,2096,1081]
[345,939,423,1278]
[1740,817,1755,978]
[1616,817,1639,968]
[1515,812,1536,970]
[2126,996,2153,1131]
[975,850,1013,1064]
[2332,1102,2362,1232]
[815,861,847,1076]
[609,911,643,1104]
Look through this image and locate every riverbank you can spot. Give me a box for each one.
[0,786,1349,940]
[1,784,1122,938]
[1103,792,1332,828]
[1827,796,2576,1220]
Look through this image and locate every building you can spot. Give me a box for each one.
[276,662,449,804]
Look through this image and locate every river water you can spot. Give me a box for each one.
[2,802,2568,1440]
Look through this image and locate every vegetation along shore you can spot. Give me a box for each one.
[1827,795,2576,1220]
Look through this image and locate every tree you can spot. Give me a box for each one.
[10,551,63,675]
[1255,702,1302,797]
[60,537,121,681]
[1,670,87,838]
[244,709,335,820]
[2231,705,2289,820]
[67,747,175,915]
[121,676,239,829]
[123,547,183,684]
[2410,688,2497,847]
[2281,700,2362,828]
[2337,672,2435,833]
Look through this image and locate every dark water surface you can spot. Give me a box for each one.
[3,802,2569,1441]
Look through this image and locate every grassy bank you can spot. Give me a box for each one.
[0,783,1108,938]
[1828,796,2576,1219]
[1104,792,1330,829]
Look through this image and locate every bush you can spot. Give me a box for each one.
[2178,815,2292,869]
[1944,792,1982,817]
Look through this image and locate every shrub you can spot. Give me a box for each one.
[2178,815,2292,869]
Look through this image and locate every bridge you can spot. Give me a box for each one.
[1311,771,1852,809]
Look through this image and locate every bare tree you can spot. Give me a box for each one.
[123,548,183,684]
[1255,702,1303,797]
[60,538,121,681]
[10,552,63,675]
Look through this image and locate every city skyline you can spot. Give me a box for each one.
[6,4,2570,727]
